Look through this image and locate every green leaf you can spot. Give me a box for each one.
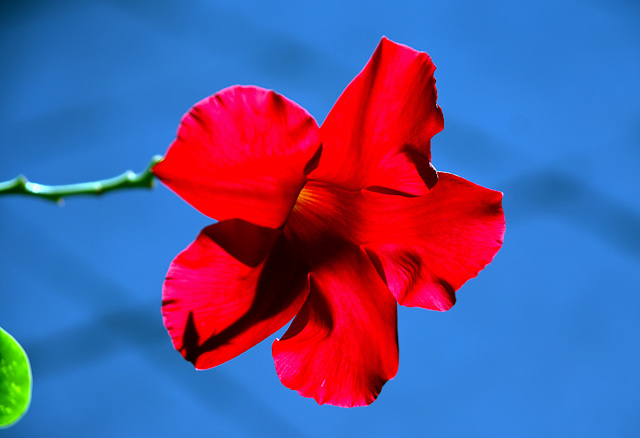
[0,327,32,428]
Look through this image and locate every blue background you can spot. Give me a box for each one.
[1,1,639,436]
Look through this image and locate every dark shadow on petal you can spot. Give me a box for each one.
[180,311,201,365]
[268,90,287,113]
[280,275,334,342]
[436,279,457,308]
[285,224,355,273]
[364,146,438,196]
[400,144,438,189]
[364,243,459,307]
[303,144,323,175]
[188,104,210,132]
[177,235,309,365]
[364,186,419,197]
[203,219,280,267]
[363,247,388,286]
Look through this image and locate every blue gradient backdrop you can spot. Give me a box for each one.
[1,1,639,436]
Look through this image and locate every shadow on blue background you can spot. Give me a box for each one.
[1,1,639,436]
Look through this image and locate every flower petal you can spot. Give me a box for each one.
[286,175,504,312]
[361,173,505,310]
[272,243,399,407]
[312,37,443,195]
[162,220,310,369]
[153,85,321,229]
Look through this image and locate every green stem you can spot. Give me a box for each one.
[0,155,164,203]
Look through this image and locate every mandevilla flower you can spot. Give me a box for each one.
[152,37,505,407]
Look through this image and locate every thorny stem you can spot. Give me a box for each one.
[0,155,164,203]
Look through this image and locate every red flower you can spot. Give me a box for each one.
[152,37,505,407]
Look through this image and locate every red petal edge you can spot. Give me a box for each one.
[362,173,505,310]
[162,220,310,369]
[283,176,504,312]
[153,85,321,229]
[312,37,443,195]
[272,246,399,407]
